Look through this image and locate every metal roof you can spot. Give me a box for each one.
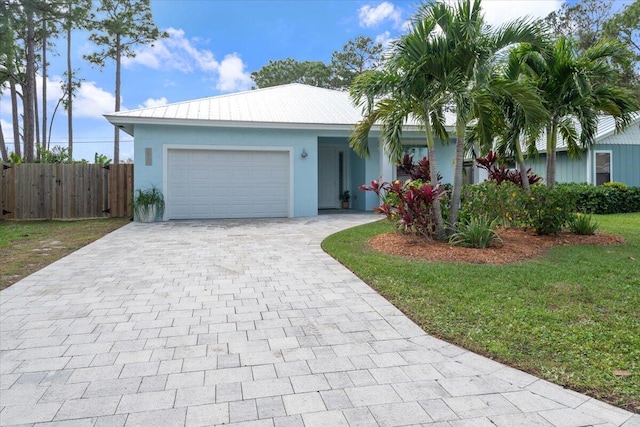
[104,83,456,135]
[534,114,640,152]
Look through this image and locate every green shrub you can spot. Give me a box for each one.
[524,185,577,235]
[567,213,599,235]
[450,215,502,248]
[459,181,528,227]
[556,183,640,214]
[603,181,628,191]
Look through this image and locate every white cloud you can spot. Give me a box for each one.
[359,2,402,28]
[375,31,393,49]
[216,54,253,92]
[138,97,168,109]
[122,27,252,93]
[446,0,564,27]
[71,81,117,118]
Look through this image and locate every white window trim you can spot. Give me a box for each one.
[162,144,295,220]
[593,150,613,186]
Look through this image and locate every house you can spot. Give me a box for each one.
[526,115,640,187]
[105,83,456,220]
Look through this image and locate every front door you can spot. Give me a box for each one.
[318,146,341,209]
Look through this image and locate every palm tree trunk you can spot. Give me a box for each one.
[113,34,121,164]
[448,120,465,232]
[10,81,21,159]
[546,121,558,187]
[23,6,36,162]
[42,25,48,151]
[424,117,445,240]
[67,25,73,159]
[515,136,530,193]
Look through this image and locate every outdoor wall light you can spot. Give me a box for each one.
[301,149,308,158]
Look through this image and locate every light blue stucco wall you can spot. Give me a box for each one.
[399,138,457,184]
[133,124,319,217]
[132,124,465,218]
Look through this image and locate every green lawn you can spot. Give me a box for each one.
[0,218,130,291]
[322,213,640,413]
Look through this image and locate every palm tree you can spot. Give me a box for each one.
[469,45,549,193]
[350,18,455,240]
[520,36,639,186]
[415,0,547,228]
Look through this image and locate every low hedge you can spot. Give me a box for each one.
[556,183,640,214]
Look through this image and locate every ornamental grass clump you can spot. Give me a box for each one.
[133,185,165,222]
[568,213,599,235]
[449,215,502,248]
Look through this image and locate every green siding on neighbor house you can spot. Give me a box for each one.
[526,152,588,184]
[594,144,640,187]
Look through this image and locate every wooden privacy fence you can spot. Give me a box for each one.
[0,163,134,220]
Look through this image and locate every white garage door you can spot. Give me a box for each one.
[167,149,290,219]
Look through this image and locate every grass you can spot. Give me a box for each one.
[0,218,131,291]
[322,213,640,413]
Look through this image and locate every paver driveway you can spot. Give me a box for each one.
[1,214,638,427]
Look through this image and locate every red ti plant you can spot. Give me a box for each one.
[360,178,446,241]
[476,151,542,187]
[398,154,442,182]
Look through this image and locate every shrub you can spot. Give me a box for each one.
[556,183,640,214]
[523,185,577,235]
[603,181,628,191]
[360,179,446,241]
[398,154,442,182]
[475,151,542,187]
[459,181,528,227]
[449,215,502,248]
[568,213,599,235]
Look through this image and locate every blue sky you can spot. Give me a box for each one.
[1,0,577,162]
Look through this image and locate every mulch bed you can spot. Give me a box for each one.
[369,228,624,264]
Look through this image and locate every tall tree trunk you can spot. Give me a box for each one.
[423,115,445,240]
[67,25,73,159]
[34,68,40,158]
[42,24,48,150]
[545,121,557,187]
[113,34,121,164]
[23,6,36,162]
[514,136,531,193]
[0,120,8,162]
[10,81,22,159]
[448,119,465,232]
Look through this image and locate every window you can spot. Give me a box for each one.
[595,151,612,185]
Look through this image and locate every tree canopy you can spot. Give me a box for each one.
[251,36,383,90]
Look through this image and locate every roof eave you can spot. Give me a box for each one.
[103,115,446,135]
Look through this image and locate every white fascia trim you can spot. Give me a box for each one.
[162,144,295,220]
[104,115,440,135]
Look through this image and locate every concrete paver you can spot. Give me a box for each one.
[1,214,638,426]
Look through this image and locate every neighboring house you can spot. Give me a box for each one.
[105,83,456,220]
[526,115,640,187]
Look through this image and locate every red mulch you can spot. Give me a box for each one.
[369,228,624,264]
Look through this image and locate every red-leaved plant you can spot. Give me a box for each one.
[476,151,542,187]
[360,178,446,241]
[398,154,442,182]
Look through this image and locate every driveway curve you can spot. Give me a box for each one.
[1,214,638,426]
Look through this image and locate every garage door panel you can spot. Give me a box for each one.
[167,149,290,219]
